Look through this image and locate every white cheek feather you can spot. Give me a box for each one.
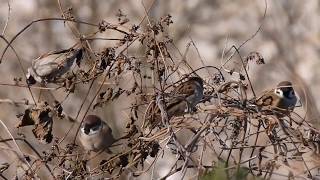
[80,127,85,133]
[88,129,100,135]
[274,89,283,98]
[81,124,103,136]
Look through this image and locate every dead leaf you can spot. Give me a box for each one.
[16,109,35,128]
[31,107,53,144]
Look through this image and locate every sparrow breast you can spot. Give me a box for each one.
[79,115,114,152]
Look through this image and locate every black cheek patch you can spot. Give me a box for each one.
[27,75,37,85]
[283,89,293,98]
[84,126,90,134]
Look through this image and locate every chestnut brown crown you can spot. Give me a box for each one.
[82,115,103,135]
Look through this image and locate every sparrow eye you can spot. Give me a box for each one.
[91,125,100,131]
[81,124,101,135]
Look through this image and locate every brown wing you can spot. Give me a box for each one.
[143,101,161,129]
[256,90,275,106]
[166,98,188,117]
[143,98,188,129]
[173,81,197,98]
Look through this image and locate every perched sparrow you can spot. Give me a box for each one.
[144,77,204,128]
[79,115,115,152]
[256,81,297,111]
[171,76,204,113]
[26,48,82,85]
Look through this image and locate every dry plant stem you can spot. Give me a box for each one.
[286,133,312,177]
[183,127,210,174]
[162,158,179,179]
[0,145,37,159]
[165,41,192,80]
[60,78,96,144]
[219,0,267,71]
[237,0,267,51]
[218,0,267,97]
[1,0,11,36]
[0,138,55,178]
[181,127,208,178]
[133,150,162,176]
[84,37,124,41]
[224,155,257,170]
[237,118,248,172]
[91,143,140,172]
[220,35,230,72]
[0,83,59,90]
[0,174,8,180]
[73,36,140,143]
[0,17,98,63]
[0,99,35,106]
[231,45,256,97]
[0,120,32,170]
[141,0,170,86]
[57,0,81,38]
[163,41,198,85]
[188,37,212,79]
[0,36,37,105]
[197,141,205,177]
[161,164,213,180]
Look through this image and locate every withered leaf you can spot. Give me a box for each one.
[64,74,76,93]
[239,74,246,81]
[150,142,160,157]
[32,108,53,144]
[75,48,83,67]
[16,109,35,128]
[118,154,129,167]
[53,100,63,118]
[18,103,54,144]
[93,88,115,109]
[0,163,9,173]
[246,52,265,65]
[111,88,124,101]
[100,59,107,70]
[122,125,138,139]
[105,88,113,101]
[119,18,129,25]
[93,91,106,109]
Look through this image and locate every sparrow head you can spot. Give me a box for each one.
[26,72,37,85]
[81,115,103,135]
[188,76,203,87]
[275,81,295,99]
[26,67,44,85]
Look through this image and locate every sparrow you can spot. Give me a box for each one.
[26,48,82,85]
[79,115,115,152]
[171,76,204,113]
[256,81,297,112]
[144,76,204,128]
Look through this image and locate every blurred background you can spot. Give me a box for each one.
[0,0,320,179]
